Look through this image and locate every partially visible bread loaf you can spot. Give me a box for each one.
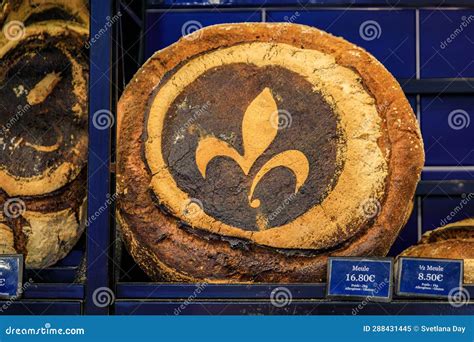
[0,0,88,27]
[0,3,89,269]
[399,218,474,283]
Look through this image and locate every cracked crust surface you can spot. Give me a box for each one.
[117,23,424,283]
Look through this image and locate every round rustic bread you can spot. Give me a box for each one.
[399,218,474,283]
[0,21,88,268]
[117,23,424,282]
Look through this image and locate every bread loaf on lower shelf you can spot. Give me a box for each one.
[398,218,474,283]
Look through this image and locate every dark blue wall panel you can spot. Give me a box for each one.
[420,9,474,78]
[421,96,474,166]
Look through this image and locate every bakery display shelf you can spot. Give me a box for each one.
[416,180,474,196]
[0,301,82,315]
[400,79,474,95]
[116,284,326,300]
[115,283,474,300]
[4,242,87,310]
[114,245,473,303]
[107,0,474,316]
[0,285,84,316]
[147,0,474,8]
[114,301,474,315]
[22,284,84,300]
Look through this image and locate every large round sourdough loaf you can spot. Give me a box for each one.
[0,20,88,268]
[399,218,474,283]
[117,23,425,282]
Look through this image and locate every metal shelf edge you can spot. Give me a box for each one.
[23,284,85,300]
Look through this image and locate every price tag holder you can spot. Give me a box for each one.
[0,255,24,299]
[396,257,463,298]
[327,257,393,302]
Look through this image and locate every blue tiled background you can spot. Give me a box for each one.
[420,10,474,78]
[143,5,474,256]
[421,96,474,166]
